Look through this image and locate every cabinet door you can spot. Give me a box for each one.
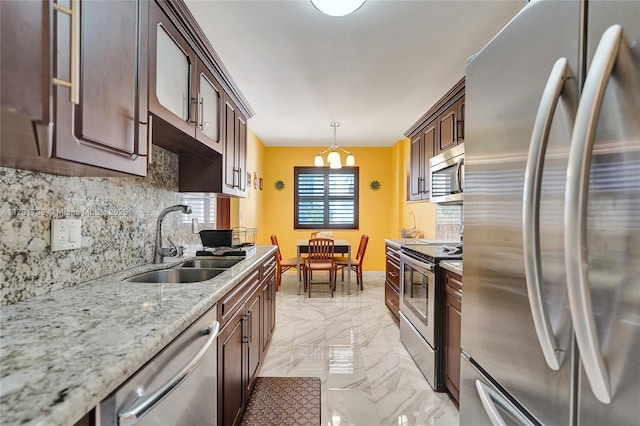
[409,134,423,201]
[195,61,222,153]
[149,3,194,137]
[261,273,275,353]
[456,96,465,143]
[237,113,247,193]
[218,307,246,426]
[444,272,463,404]
[223,99,238,192]
[54,0,147,175]
[422,122,437,198]
[437,102,457,154]
[246,287,262,393]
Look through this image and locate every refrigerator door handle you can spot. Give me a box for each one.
[523,57,571,371]
[565,24,623,405]
[475,380,536,426]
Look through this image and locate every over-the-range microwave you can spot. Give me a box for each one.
[429,143,464,204]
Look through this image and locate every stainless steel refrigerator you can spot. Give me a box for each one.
[460,0,639,425]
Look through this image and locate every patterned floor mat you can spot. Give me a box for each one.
[240,376,321,426]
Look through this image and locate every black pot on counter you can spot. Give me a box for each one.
[198,229,233,248]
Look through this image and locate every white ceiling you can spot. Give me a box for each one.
[185,0,525,147]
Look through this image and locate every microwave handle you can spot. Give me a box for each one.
[454,158,464,193]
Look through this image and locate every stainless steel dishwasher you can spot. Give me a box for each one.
[100,306,219,426]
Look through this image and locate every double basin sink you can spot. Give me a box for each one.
[125,258,241,283]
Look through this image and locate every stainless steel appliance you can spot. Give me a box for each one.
[400,243,462,391]
[461,1,639,425]
[429,143,464,204]
[100,307,220,426]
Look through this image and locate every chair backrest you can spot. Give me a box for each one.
[307,238,334,262]
[355,234,369,262]
[270,234,283,262]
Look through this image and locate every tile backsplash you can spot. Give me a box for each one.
[0,147,213,305]
[435,205,463,241]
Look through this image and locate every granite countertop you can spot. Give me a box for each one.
[0,245,276,426]
[440,259,463,276]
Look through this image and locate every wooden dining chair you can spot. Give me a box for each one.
[270,234,298,292]
[335,234,369,291]
[304,238,336,297]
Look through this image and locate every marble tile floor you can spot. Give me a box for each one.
[258,271,459,426]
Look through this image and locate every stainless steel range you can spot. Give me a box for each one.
[399,242,462,391]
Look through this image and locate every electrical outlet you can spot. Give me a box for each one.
[51,219,82,252]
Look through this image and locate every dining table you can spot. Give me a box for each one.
[296,239,352,295]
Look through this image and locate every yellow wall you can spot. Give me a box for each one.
[237,131,436,271]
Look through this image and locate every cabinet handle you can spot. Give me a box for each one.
[565,24,623,405]
[52,0,80,104]
[118,321,220,426]
[523,57,570,372]
[241,315,249,343]
[247,310,253,342]
[386,298,396,307]
[198,94,204,130]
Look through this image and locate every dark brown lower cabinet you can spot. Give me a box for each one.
[384,242,401,321]
[217,254,276,426]
[443,269,463,405]
[218,305,246,426]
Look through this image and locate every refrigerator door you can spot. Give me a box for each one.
[460,355,538,426]
[462,0,581,424]
[569,3,640,425]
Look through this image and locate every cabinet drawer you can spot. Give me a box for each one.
[386,258,400,290]
[261,254,276,278]
[385,245,400,263]
[444,271,463,301]
[385,282,400,321]
[218,268,260,326]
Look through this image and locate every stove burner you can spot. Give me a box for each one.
[442,244,463,254]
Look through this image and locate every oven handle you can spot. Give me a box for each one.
[118,321,220,426]
[400,253,435,272]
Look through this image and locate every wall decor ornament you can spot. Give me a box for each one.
[275,180,285,190]
[259,178,264,190]
[370,180,381,190]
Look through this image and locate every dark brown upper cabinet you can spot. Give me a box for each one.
[1,0,148,176]
[405,78,464,201]
[148,3,222,155]
[223,99,247,196]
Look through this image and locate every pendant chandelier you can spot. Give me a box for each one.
[310,0,366,17]
[314,122,355,169]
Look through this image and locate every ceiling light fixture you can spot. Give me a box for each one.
[314,122,355,169]
[310,0,366,17]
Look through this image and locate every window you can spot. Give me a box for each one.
[178,194,216,228]
[294,167,359,229]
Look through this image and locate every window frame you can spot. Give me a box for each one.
[294,166,359,230]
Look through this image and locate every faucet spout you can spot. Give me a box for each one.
[154,204,192,264]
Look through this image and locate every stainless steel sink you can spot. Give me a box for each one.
[179,259,241,269]
[125,268,226,283]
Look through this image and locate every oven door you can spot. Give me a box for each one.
[399,253,436,346]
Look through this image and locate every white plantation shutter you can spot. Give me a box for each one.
[295,167,359,229]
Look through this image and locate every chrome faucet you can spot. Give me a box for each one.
[153,204,192,264]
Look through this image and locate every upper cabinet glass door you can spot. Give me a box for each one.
[155,24,190,121]
[199,73,219,141]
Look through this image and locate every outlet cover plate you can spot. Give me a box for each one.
[51,219,82,251]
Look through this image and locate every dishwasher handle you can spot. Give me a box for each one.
[118,321,220,426]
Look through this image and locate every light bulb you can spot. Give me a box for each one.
[346,154,355,166]
[314,155,324,166]
[329,159,342,169]
[327,150,341,164]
